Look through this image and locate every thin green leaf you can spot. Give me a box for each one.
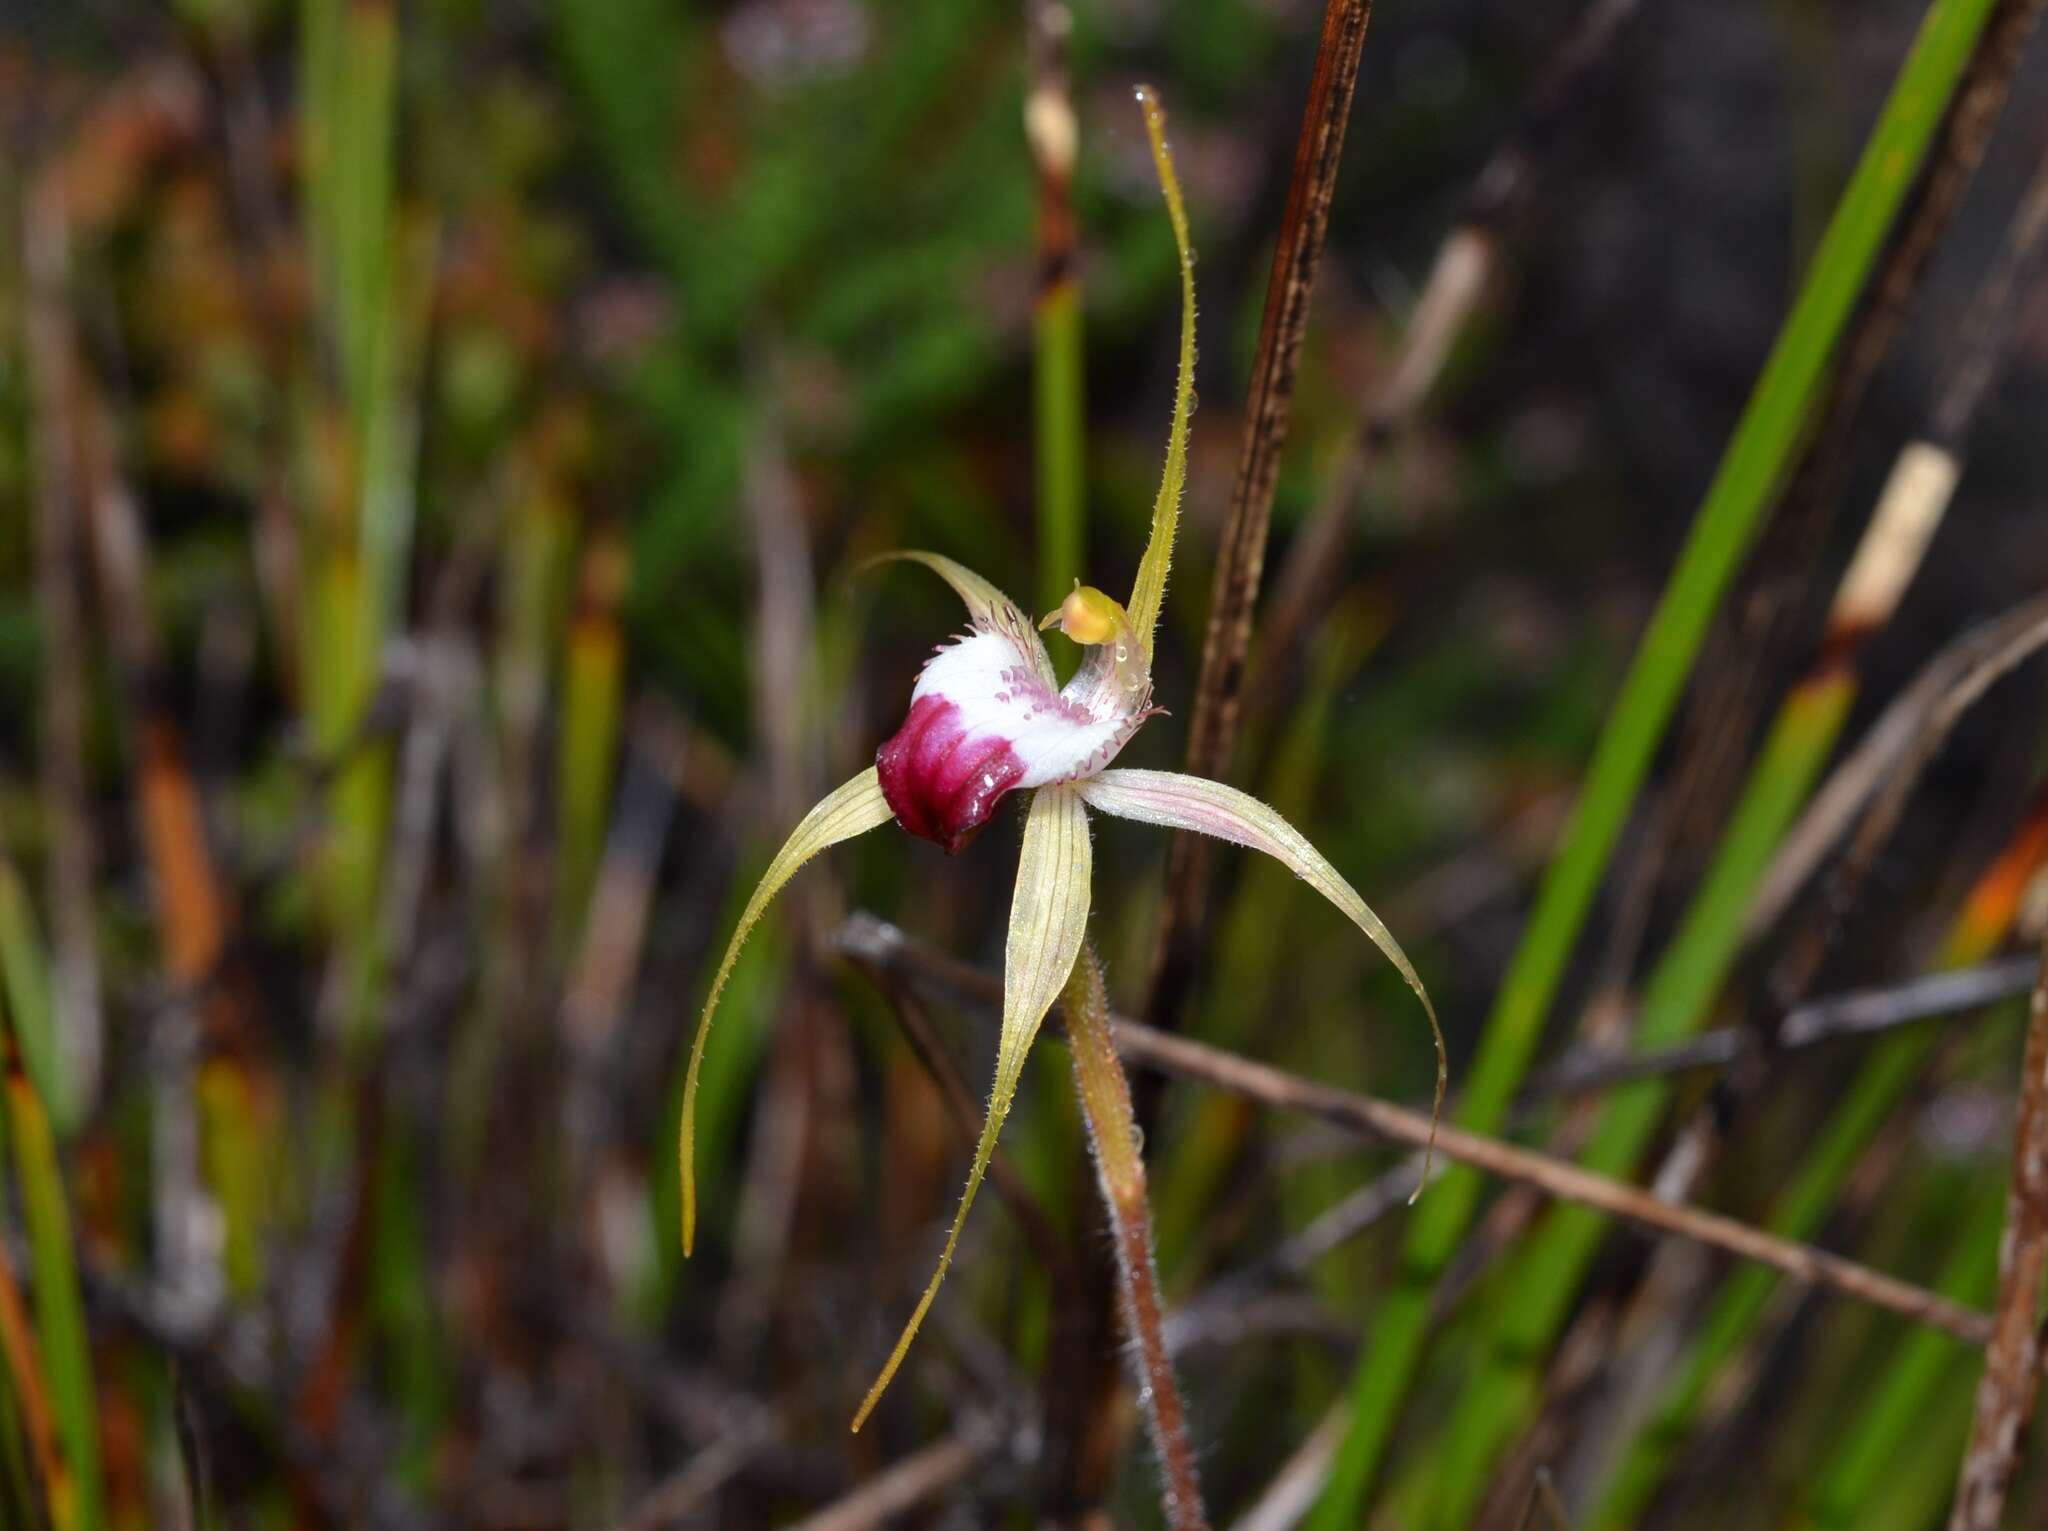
[1124,86,1197,664]
[1313,0,2009,1510]
[1416,672,1854,1526]
[0,857,62,1135]
[1802,1176,2006,1527]
[852,783,1092,1430]
[680,766,894,1255]
[2,1069,103,1531]
[1591,830,2036,1527]
[1076,768,1445,1173]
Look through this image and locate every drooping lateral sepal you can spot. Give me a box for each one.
[1076,768,1447,1176]
[679,766,895,1256]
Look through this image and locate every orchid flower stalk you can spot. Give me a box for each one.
[679,87,1445,1433]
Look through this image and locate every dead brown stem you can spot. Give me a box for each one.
[1117,1008,1991,1343]
[562,697,689,1186]
[1946,931,2048,1529]
[607,1418,778,1531]
[1258,0,1645,673]
[1143,0,1375,1037]
[1024,0,1078,298]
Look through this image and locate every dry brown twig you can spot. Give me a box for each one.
[1143,0,1375,1037]
[1533,956,2044,1096]
[1043,4,1381,1512]
[1753,591,2048,943]
[607,1422,776,1531]
[1947,930,2048,1529]
[837,915,1994,1345]
[1257,0,1646,671]
[1515,1468,1572,1531]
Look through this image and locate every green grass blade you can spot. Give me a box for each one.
[2,1066,105,1531]
[1415,675,1852,1527]
[0,857,63,1137]
[1034,281,1086,621]
[1799,1178,2005,1528]
[551,0,696,275]
[299,0,436,1052]
[1311,0,2005,1514]
[1589,1031,1941,1527]
[1587,839,2040,1527]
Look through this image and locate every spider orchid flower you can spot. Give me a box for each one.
[679,88,1445,1432]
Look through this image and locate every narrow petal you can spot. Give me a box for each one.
[852,784,1092,1430]
[1123,86,1197,664]
[680,766,894,1256]
[866,550,1056,689]
[1076,768,1447,1176]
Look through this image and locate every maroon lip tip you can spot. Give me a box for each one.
[877,695,1026,850]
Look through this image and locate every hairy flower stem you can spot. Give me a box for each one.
[1063,943,1209,1531]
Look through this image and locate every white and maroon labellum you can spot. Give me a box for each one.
[878,603,1153,853]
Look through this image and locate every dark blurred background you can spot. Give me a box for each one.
[6,0,2048,1526]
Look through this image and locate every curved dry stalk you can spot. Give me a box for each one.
[1110,1015,1991,1343]
[1530,954,2044,1095]
[867,979,1075,1292]
[1752,591,2048,941]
